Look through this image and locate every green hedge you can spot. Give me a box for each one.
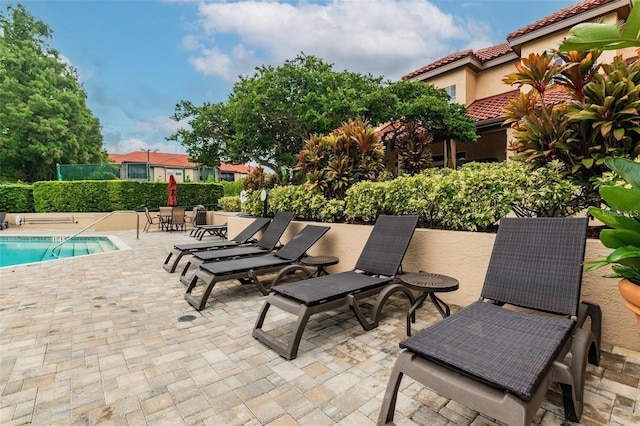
[0,181,223,213]
[241,161,583,231]
[0,184,35,212]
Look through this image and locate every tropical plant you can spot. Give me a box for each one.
[559,0,640,52]
[294,119,385,199]
[502,49,639,205]
[587,157,640,285]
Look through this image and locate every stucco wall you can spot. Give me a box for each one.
[225,215,640,351]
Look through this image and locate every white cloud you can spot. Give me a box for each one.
[185,0,496,81]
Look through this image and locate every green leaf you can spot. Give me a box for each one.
[599,228,640,249]
[605,157,640,189]
[599,186,640,214]
[589,207,640,233]
[607,246,640,265]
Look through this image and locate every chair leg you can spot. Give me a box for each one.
[578,301,601,365]
[253,294,314,360]
[184,269,218,311]
[377,350,410,425]
[162,249,184,273]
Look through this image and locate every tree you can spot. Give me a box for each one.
[370,80,478,173]
[170,53,477,179]
[170,54,384,179]
[0,3,106,182]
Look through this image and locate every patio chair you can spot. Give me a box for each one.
[158,206,173,231]
[143,207,160,232]
[178,211,294,285]
[0,212,8,230]
[377,217,600,426]
[184,224,330,311]
[170,207,186,232]
[163,217,271,273]
[253,215,419,360]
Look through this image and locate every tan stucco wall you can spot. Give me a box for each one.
[422,68,468,104]
[224,215,640,351]
[474,62,516,100]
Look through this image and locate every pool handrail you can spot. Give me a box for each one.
[50,210,140,258]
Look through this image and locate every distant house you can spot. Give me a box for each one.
[108,152,254,183]
[402,0,637,168]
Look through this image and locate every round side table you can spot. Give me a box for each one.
[300,256,339,277]
[400,272,459,336]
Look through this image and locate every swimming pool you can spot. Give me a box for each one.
[0,236,121,268]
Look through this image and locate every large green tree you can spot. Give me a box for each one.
[170,53,477,179]
[0,3,105,182]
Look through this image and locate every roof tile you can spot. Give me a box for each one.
[507,0,618,40]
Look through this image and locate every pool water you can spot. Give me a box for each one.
[0,236,120,268]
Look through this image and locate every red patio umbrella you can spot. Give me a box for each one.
[167,175,178,206]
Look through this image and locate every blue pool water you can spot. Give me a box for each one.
[0,236,120,268]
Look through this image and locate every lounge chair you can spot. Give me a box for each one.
[377,217,600,426]
[178,211,294,284]
[163,217,271,273]
[253,215,419,360]
[184,224,330,311]
[190,223,228,240]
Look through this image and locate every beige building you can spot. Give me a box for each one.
[403,0,637,168]
[108,152,253,183]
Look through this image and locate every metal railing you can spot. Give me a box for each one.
[51,210,140,257]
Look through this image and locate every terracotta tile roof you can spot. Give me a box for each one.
[218,163,253,174]
[507,0,619,40]
[474,42,512,62]
[109,152,196,168]
[466,86,571,123]
[108,152,253,174]
[403,49,473,80]
[404,0,626,81]
[466,90,520,122]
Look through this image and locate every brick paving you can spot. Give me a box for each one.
[1,227,639,425]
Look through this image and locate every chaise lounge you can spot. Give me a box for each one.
[377,217,600,425]
[184,224,330,311]
[252,215,418,360]
[178,211,294,284]
[162,216,271,273]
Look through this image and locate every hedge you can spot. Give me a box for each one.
[0,181,223,213]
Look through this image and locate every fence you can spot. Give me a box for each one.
[57,163,121,181]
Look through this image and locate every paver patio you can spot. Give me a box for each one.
[1,227,638,425]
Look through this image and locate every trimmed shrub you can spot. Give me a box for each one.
[219,196,241,212]
[0,184,35,212]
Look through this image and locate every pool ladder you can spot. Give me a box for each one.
[50,210,140,258]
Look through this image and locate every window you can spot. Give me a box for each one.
[443,85,456,103]
[220,172,235,182]
[127,163,148,179]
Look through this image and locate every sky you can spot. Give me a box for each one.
[8,0,578,155]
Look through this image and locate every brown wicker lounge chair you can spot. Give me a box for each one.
[252,215,419,360]
[377,217,600,426]
[184,224,330,311]
[163,217,271,273]
[178,211,294,284]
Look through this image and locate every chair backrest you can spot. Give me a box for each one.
[159,206,173,217]
[354,215,419,277]
[144,207,153,222]
[231,217,271,244]
[171,207,185,224]
[275,225,331,261]
[256,211,295,250]
[481,217,588,316]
